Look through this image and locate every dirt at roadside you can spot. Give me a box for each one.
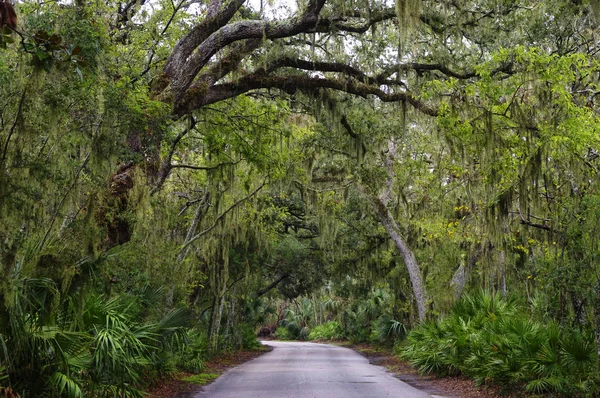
[145,346,272,398]
[341,343,503,398]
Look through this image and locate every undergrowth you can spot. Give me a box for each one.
[308,321,344,340]
[400,291,600,397]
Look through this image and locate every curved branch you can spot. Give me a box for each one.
[167,0,326,99]
[378,61,513,81]
[176,73,438,117]
[267,56,486,83]
[518,202,555,233]
[170,159,242,171]
[165,0,247,82]
[256,273,289,298]
[1,88,26,167]
[151,116,196,195]
[397,63,477,80]
[312,8,396,34]
[266,57,391,86]
[199,38,262,86]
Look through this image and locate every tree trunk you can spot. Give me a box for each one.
[499,251,507,297]
[167,195,209,305]
[594,280,600,369]
[209,293,225,352]
[572,291,587,327]
[364,138,428,322]
[371,196,428,322]
[225,291,236,347]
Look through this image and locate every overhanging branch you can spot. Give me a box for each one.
[181,180,266,249]
[165,0,247,80]
[312,8,396,34]
[167,0,326,99]
[177,74,438,116]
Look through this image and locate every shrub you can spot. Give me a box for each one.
[400,291,599,396]
[374,315,406,344]
[174,330,207,373]
[274,327,294,340]
[308,321,344,340]
[237,323,261,350]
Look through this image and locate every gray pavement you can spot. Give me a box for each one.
[194,341,435,398]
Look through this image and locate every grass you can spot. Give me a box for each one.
[179,373,219,385]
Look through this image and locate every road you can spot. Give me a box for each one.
[194,341,436,398]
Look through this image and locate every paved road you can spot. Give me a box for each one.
[194,341,434,398]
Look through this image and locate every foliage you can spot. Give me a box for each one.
[0,270,190,397]
[271,288,406,345]
[237,323,263,350]
[1,0,600,394]
[401,292,599,396]
[308,321,344,341]
[173,331,207,373]
[279,298,313,341]
[274,327,295,341]
[375,315,407,344]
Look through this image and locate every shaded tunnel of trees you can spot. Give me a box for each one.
[1,0,600,396]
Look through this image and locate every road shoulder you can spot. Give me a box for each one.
[145,345,272,398]
[337,342,502,398]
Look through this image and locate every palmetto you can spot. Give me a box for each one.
[401,291,599,396]
[0,271,189,397]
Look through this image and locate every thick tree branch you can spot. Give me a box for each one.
[165,0,247,84]
[377,61,513,81]
[380,138,397,207]
[266,56,510,85]
[199,38,262,86]
[266,57,393,86]
[159,0,516,117]
[311,8,396,34]
[167,0,326,100]
[176,73,438,117]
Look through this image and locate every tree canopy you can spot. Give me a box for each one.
[1,0,600,396]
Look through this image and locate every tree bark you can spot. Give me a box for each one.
[167,195,210,305]
[224,289,236,347]
[594,280,600,369]
[209,292,225,352]
[370,196,428,322]
[358,138,428,322]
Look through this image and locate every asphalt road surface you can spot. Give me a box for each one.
[194,341,435,398]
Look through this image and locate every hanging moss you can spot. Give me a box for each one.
[395,0,420,57]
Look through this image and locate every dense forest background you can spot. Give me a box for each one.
[1,0,600,396]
